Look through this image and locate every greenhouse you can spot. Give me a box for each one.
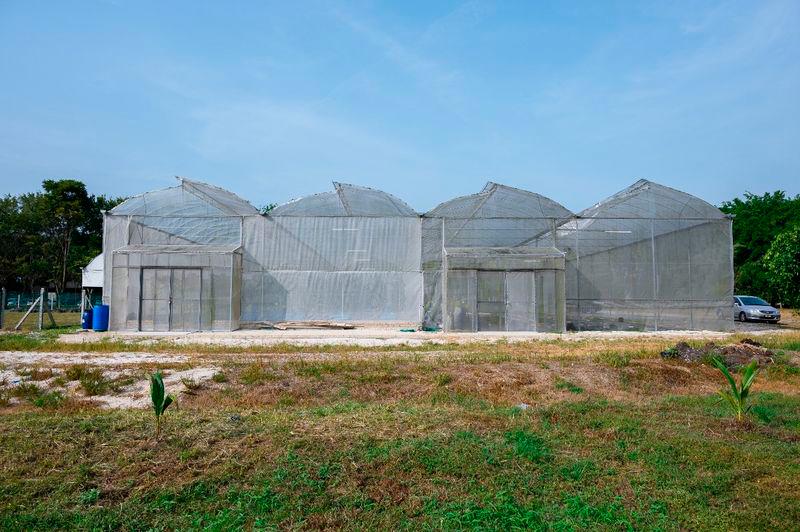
[102,177,733,332]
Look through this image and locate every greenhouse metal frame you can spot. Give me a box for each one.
[102,177,733,333]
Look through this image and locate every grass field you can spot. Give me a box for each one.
[1,332,799,530]
[0,310,80,333]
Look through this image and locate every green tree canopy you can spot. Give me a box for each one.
[763,224,800,308]
[0,180,124,293]
[720,191,800,302]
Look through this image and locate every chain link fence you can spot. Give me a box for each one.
[2,290,103,312]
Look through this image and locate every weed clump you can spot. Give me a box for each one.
[240,362,276,385]
[79,369,110,396]
[11,382,43,401]
[18,367,54,381]
[65,364,90,381]
[33,391,65,409]
[435,374,453,386]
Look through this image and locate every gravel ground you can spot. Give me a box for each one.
[52,320,797,348]
[734,319,786,332]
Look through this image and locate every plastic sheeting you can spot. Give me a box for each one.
[425,180,732,331]
[82,253,104,288]
[240,215,422,322]
[270,182,416,216]
[442,247,566,332]
[109,246,240,331]
[422,183,573,327]
[110,177,258,216]
[103,177,733,332]
[526,180,732,331]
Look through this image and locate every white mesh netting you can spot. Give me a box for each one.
[103,178,733,332]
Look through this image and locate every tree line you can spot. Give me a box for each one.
[0,179,798,307]
[0,180,123,295]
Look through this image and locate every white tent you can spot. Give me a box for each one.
[82,253,104,288]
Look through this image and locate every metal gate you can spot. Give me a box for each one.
[139,268,202,332]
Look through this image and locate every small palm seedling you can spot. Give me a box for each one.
[711,357,759,422]
[150,372,175,438]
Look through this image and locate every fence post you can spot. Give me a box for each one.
[38,287,45,331]
[0,287,5,329]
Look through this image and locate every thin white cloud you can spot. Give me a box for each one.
[327,3,472,116]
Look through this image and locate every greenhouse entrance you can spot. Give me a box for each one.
[139,268,202,332]
[442,247,566,333]
[476,270,536,331]
[109,244,242,332]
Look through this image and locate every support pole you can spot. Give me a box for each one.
[0,287,5,329]
[14,295,41,331]
[46,308,57,328]
[38,287,45,331]
[80,288,85,323]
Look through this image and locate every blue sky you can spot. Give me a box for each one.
[1,0,798,212]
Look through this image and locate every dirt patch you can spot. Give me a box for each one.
[0,351,190,366]
[90,367,220,409]
[660,338,777,367]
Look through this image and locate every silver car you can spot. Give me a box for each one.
[733,295,781,323]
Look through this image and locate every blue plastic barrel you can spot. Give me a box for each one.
[81,309,93,330]
[92,304,109,332]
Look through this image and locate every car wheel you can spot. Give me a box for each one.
[738,312,746,322]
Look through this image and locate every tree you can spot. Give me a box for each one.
[763,224,800,308]
[40,180,96,294]
[0,196,23,287]
[720,191,800,300]
[260,203,278,215]
[0,180,124,295]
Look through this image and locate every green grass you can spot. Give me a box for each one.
[0,310,80,333]
[1,392,798,530]
[555,377,584,394]
[1,329,798,528]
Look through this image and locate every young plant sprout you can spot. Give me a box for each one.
[711,357,759,422]
[150,371,175,438]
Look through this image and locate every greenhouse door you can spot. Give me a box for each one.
[139,268,202,332]
[506,271,536,331]
[476,271,536,331]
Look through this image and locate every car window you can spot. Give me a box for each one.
[739,296,768,306]
[733,298,739,305]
